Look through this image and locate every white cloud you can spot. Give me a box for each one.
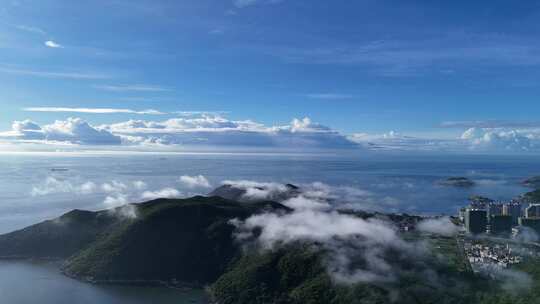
[43,118,122,145]
[141,188,181,200]
[15,25,46,35]
[132,180,147,190]
[104,116,357,150]
[44,40,62,48]
[417,217,459,236]
[461,127,537,152]
[221,180,398,212]
[0,66,109,79]
[93,84,171,92]
[31,177,97,196]
[101,181,128,193]
[179,175,211,188]
[103,193,129,207]
[79,182,98,194]
[230,182,424,285]
[5,114,540,154]
[0,118,121,145]
[23,107,165,115]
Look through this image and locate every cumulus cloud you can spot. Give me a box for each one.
[179,175,211,188]
[461,127,538,152]
[44,40,62,48]
[417,217,459,236]
[350,127,540,153]
[101,181,128,193]
[103,193,129,207]
[222,180,293,202]
[8,114,540,154]
[1,115,357,151]
[141,188,181,200]
[31,177,97,196]
[0,118,121,145]
[29,174,187,219]
[105,116,357,150]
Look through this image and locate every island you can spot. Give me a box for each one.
[523,176,540,189]
[438,177,475,187]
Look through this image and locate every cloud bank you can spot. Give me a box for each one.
[3,114,540,154]
[0,115,358,151]
[1,118,121,145]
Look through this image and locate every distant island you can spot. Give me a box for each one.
[438,176,475,187]
[523,176,540,189]
[1,183,540,303]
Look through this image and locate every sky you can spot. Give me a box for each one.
[1,0,540,153]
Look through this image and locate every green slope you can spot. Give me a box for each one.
[62,196,290,285]
[0,209,122,259]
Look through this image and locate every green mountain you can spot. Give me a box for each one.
[522,189,540,203]
[64,196,289,285]
[0,196,289,287]
[0,208,123,259]
[523,176,540,189]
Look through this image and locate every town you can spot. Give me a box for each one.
[458,195,540,277]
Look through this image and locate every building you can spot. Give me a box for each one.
[490,215,512,235]
[525,204,540,218]
[518,217,540,234]
[458,207,467,223]
[465,209,487,234]
[487,203,503,222]
[503,203,522,225]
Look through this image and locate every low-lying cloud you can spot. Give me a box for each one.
[417,217,459,236]
[229,182,428,286]
[179,175,212,188]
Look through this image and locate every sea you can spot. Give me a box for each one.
[0,152,539,303]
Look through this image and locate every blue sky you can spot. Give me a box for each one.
[1,0,540,153]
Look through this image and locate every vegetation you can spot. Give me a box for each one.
[2,193,540,303]
[0,209,122,258]
[522,176,540,189]
[63,196,289,285]
[210,236,492,304]
[522,189,540,203]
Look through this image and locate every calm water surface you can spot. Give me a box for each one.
[0,260,208,304]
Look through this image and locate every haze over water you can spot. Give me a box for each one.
[1,153,538,234]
